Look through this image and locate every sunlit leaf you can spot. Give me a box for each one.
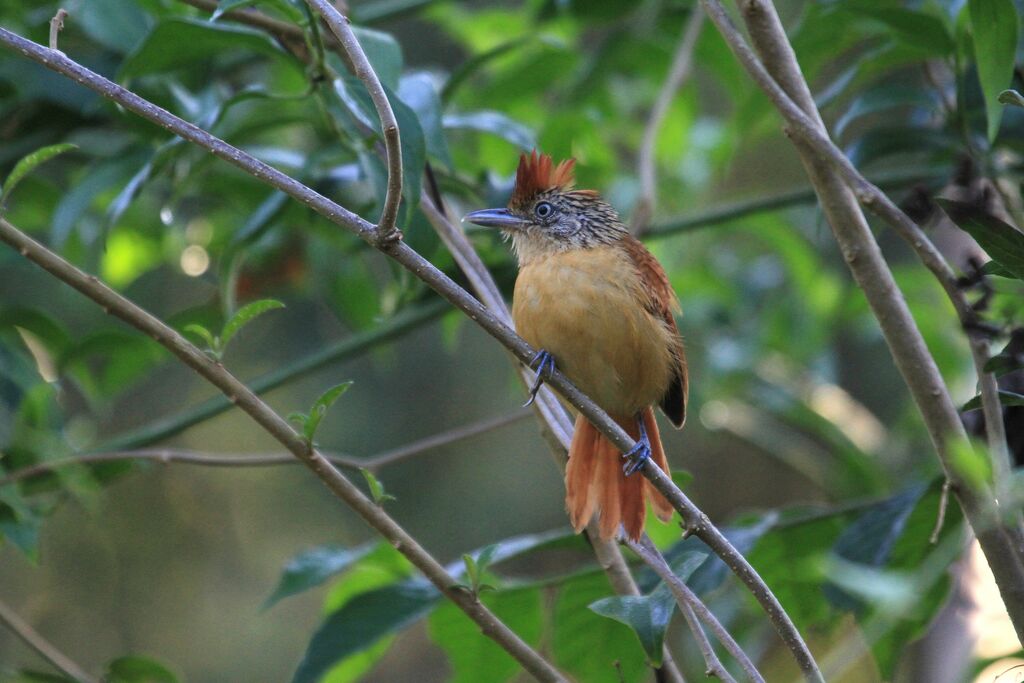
[104,655,178,683]
[1,143,77,203]
[428,588,543,683]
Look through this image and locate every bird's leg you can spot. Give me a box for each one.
[524,349,556,407]
[622,413,652,476]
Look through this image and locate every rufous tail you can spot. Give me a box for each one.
[565,407,673,541]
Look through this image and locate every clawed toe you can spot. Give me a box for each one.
[524,350,555,407]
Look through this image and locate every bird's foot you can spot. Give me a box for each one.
[622,414,651,476]
[524,349,555,407]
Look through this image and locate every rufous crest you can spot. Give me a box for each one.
[510,150,578,206]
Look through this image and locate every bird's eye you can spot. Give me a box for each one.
[534,201,554,219]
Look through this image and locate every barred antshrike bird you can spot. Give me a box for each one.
[465,151,687,541]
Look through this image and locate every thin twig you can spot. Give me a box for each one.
[0,410,532,487]
[628,538,765,683]
[633,7,704,234]
[0,30,817,675]
[178,0,313,44]
[0,217,566,683]
[644,168,947,241]
[0,597,97,683]
[95,300,447,452]
[48,8,67,51]
[700,0,1024,644]
[308,0,403,239]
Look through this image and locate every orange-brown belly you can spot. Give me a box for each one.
[512,246,675,419]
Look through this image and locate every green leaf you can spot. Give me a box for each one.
[428,588,543,683]
[292,581,439,683]
[589,552,706,665]
[121,19,301,79]
[212,0,263,22]
[443,111,536,151]
[981,260,1017,278]
[331,72,426,219]
[962,390,1024,411]
[398,73,453,169]
[2,143,77,203]
[936,199,1024,280]
[264,542,377,609]
[304,381,354,442]
[104,655,178,683]
[360,467,396,505]
[219,299,285,352]
[76,0,153,53]
[845,5,956,56]
[552,573,648,682]
[351,26,403,91]
[183,324,218,353]
[999,88,1024,108]
[970,0,1019,141]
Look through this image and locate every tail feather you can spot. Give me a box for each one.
[564,408,673,541]
[566,418,600,531]
[642,410,674,523]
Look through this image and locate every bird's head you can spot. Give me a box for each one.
[464,151,627,264]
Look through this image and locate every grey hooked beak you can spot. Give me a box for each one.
[462,208,529,231]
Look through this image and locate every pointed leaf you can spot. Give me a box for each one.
[219,298,285,351]
[443,111,535,151]
[2,143,77,202]
[970,0,1019,140]
[304,381,354,442]
[265,542,376,609]
[183,324,218,352]
[104,655,178,683]
[962,390,1024,411]
[292,581,439,683]
[937,199,1024,280]
[360,467,395,505]
[999,88,1024,108]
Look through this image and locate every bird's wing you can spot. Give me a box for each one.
[622,235,688,428]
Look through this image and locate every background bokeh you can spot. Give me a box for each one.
[1,0,1023,681]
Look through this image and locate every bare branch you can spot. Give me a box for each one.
[48,8,67,51]
[307,0,403,239]
[0,597,97,683]
[698,0,1024,643]
[0,410,532,487]
[633,7,704,233]
[0,29,818,675]
[0,216,566,683]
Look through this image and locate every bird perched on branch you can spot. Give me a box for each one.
[465,151,687,541]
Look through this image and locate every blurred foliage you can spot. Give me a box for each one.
[2,0,1024,681]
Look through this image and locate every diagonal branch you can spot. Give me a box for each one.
[0,28,820,679]
[307,0,402,239]
[0,216,567,683]
[0,597,97,683]
[698,0,1024,643]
